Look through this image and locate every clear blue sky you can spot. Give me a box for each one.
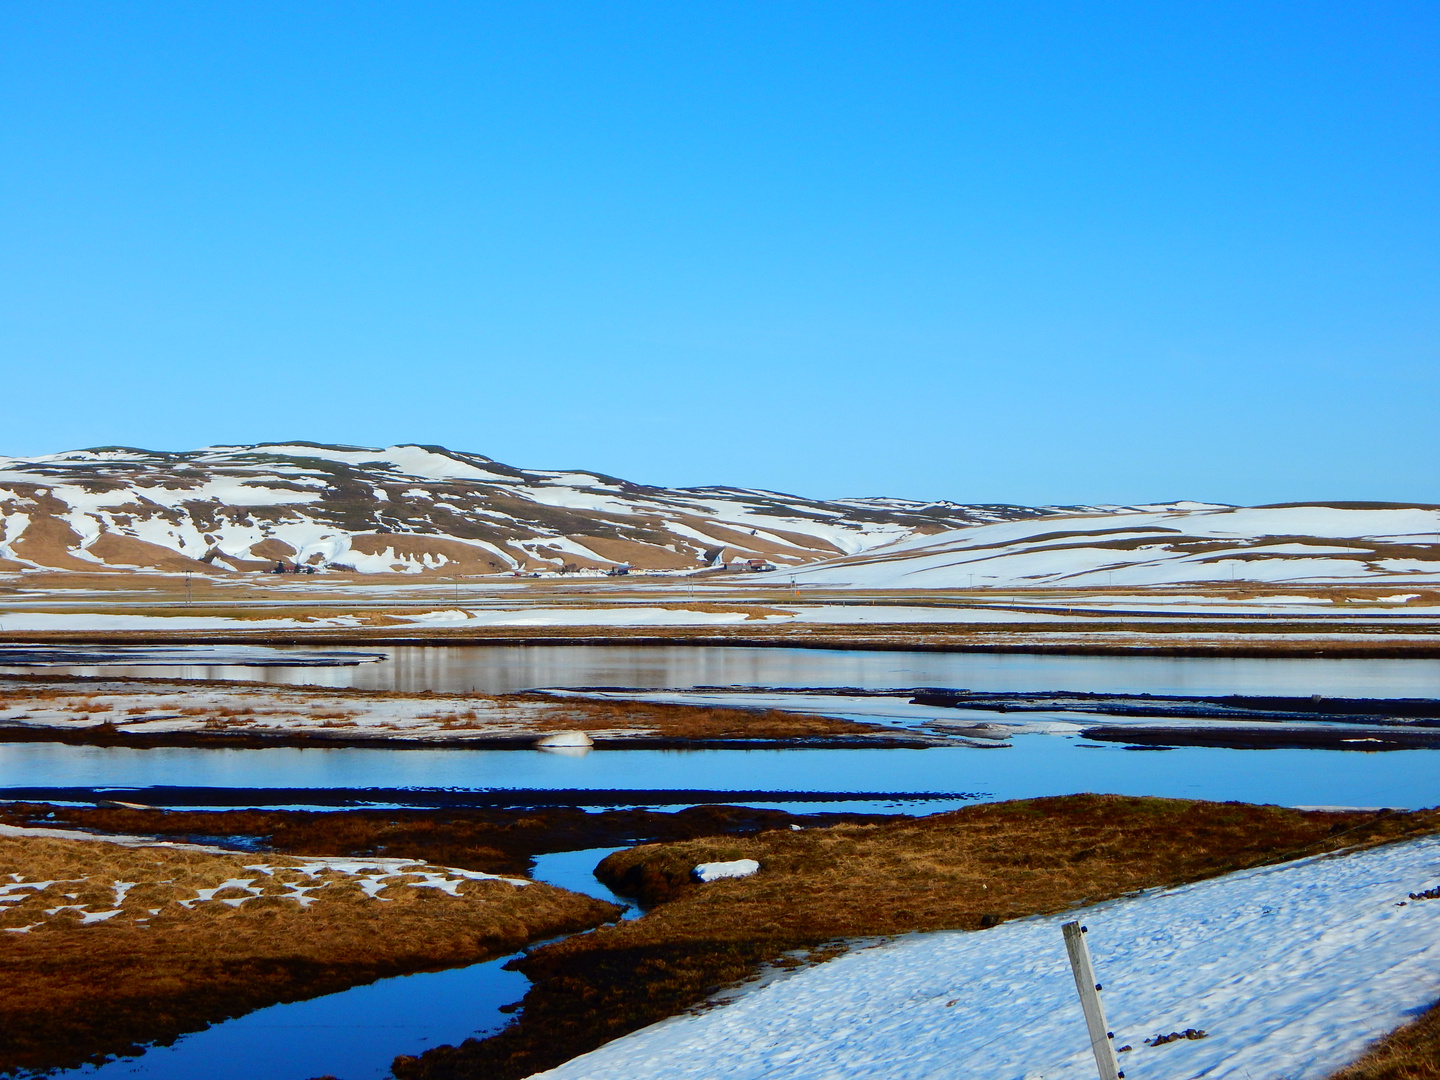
[2,2,1437,506]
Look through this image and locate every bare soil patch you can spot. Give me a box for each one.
[393,796,1440,1080]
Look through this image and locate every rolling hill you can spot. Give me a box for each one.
[2,444,1434,589]
[0,443,1045,575]
[788,504,1440,588]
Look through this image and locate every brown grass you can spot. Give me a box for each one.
[545,699,895,740]
[0,832,619,1075]
[0,802,899,878]
[1331,1002,1440,1080]
[394,796,1440,1080]
[0,675,903,746]
[6,618,1436,658]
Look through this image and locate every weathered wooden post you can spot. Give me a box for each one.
[1061,921,1123,1080]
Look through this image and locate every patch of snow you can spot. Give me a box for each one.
[537,836,1440,1080]
[535,731,596,749]
[692,859,760,883]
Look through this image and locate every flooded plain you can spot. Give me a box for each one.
[8,642,1440,699]
[5,644,1438,1079]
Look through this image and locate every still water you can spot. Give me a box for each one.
[60,848,633,1080]
[3,737,1436,812]
[7,646,1438,1079]
[4,646,1439,811]
[11,644,1440,698]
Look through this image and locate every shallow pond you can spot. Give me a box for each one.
[2,644,1437,811]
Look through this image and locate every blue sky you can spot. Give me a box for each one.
[2,2,1437,505]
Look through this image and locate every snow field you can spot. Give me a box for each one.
[535,836,1440,1080]
[792,505,1440,589]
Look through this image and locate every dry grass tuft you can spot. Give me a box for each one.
[1331,1002,1440,1080]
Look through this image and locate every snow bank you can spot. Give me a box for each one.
[536,836,1440,1080]
[534,731,595,749]
[692,859,760,883]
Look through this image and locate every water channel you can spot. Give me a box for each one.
[6,644,1438,1078]
[9,642,1440,698]
[4,645,1439,812]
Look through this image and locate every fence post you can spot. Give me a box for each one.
[1061,921,1123,1080]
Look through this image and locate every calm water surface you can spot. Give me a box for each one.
[60,848,634,1080]
[12,647,1439,1079]
[12,644,1440,698]
[4,738,1435,810]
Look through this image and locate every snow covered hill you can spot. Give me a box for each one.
[2,445,1434,586]
[789,504,1440,588]
[0,443,1043,576]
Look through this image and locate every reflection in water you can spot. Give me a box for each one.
[6,644,1440,698]
[530,847,636,916]
[66,953,527,1080]
[59,849,636,1080]
[14,645,1439,1078]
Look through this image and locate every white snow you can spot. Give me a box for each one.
[0,825,532,929]
[3,444,1436,592]
[535,731,596,749]
[789,505,1440,589]
[536,836,1440,1080]
[692,859,761,883]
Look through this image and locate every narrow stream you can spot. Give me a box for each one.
[57,847,633,1080]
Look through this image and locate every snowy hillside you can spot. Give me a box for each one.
[0,443,1042,575]
[2,445,1434,586]
[789,504,1440,588]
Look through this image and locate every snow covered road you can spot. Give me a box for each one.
[536,835,1440,1080]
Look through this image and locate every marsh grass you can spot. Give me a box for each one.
[394,795,1440,1080]
[0,832,619,1076]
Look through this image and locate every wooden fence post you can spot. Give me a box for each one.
[1061,921,1123,1080]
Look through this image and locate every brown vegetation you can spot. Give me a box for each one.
[0,802,899,877]
[1330,1001,1440,1080]
[0,674,910,748]
[5,617,1437,657]
[0,832,619,1076]
[394,796,1440,1080]
[532,698,896,741]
